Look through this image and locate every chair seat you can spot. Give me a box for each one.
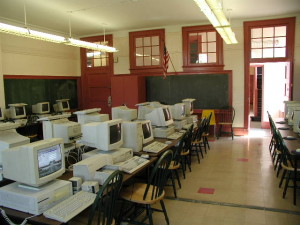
[121,183,165,205]
[281,162,300,172]
[218,122,233,125]
[192,140,203,145]
[169,161,181,170]
[181,150,190,156]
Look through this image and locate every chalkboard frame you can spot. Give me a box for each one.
[145,71,232,110]
[3,75,81,114]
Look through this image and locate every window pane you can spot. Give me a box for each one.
[152,46,159,55]
[200,32,207,42]
[94,51,101,59]
[144,37,151,46]
[136,38,143,47]
[201,43,207,53]
[94,58,101,67]
[263,38,274,48]
[190,54,198,63]
[207,42,216,52]
[251,49,262,58]
[136,47,143,56]
[275,26,286,36]
[136,56,143,66]
[144,56,151,65]
[263,27,274,37]
[263,48,273,58]
[208,53,216,63]
[251,28,262,38]
[198,53,207,63]
[190,41,198,53]
[144,47,151,56]
[152,56,160,65]
[274,37,286,47]
[274,48,286,57]
[152,36,159,45]
[87,59,92,67]
[101,58,107,66]
[207,32,216,41]
[251,39,262,48]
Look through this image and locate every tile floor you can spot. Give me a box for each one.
[152,127,300,225]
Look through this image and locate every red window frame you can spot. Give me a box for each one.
[182,25,224,72]
[129,29,165,75]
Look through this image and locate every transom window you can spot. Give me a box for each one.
[135,36,160,66]
[182,25,224,71]
[129,29,165,74]
[251,26,287,59]
[189,31,217,64]
[86,41,109,68]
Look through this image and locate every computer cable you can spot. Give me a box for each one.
[0,207,38,225]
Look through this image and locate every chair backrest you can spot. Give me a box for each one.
[184,124,194,151]
[193,118,206,142]
[172,133,187,166]
[219,106,235,123]
[143,150,173,200]
[88,170,123,225]
[203,114,211,134]
[276,129,294,168]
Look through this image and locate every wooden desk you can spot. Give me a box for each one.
[274,119,300,205]
[0,157,157,225]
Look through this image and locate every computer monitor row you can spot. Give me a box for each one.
[0,100,71,121]
[112,99,196,123]
[1,118,154,187]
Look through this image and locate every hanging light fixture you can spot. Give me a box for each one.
[0,2,118,52]
[193,0,238,44]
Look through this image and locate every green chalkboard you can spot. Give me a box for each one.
[4,78,78,113]
[146,73,231,109]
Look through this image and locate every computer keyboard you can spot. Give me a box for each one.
[167,132,184,140]
[118,156,149,174]
[0,122,19,131]
[143,141,168,153]
[43,191,96,223]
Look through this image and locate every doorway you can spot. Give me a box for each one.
[249,62,289,129]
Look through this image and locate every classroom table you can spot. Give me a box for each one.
[274,119,300,205]
[0,157,157,225]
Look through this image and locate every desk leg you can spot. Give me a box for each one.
[294,158,297,205]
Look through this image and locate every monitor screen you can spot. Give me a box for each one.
[110,123,122,144]
[15,106,25,116]
[38,144,62,178]
[0,107,3,120]
[142,122,152,140]
[163,107,172,121]
[62,101,69,109]
[42,103,49,112]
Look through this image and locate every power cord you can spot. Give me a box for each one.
[0,208,37,225]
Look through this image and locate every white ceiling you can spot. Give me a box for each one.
[0,0,299,37]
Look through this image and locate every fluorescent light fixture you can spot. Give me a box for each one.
[0,22,65,43]
[0,22,118,52]
[66,38,117,52]
[193,0,238,44]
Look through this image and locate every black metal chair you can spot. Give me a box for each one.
[119,150,173,225]
[190,118,206,163]
[167,133,187,198]
[70,170,123,225]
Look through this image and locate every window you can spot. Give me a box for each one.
[245,17,295,63]
[251,26,287,59]
[86,42,109,67]
[182,25,224,71]
[129,29,165,74]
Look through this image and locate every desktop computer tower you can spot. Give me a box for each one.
[0,179,72,215]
